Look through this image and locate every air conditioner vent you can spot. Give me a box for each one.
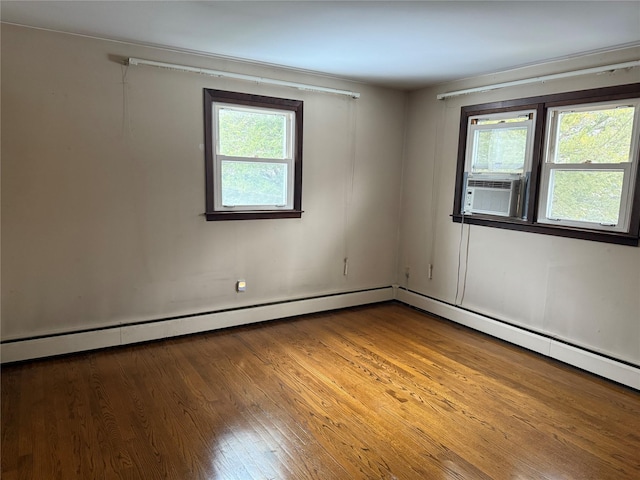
[467,179,513,190]
[463,175,522,217]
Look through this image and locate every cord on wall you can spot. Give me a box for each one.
[342,96,359,278]
[454,212,471,306]
[127,57,361,98]
[427,100,447,275]
[120,64,132,137]
[459,223,471,306]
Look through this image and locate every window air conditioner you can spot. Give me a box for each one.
[463,175,521,217]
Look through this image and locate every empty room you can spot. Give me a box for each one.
[1,1,639,479]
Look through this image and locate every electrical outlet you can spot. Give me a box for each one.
[428,264,433,280]
[236,280,246,292]
[405,266,410,279]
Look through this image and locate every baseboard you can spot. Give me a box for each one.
[5,285,638,390]
[1,287,394,363]
[395,287,640,390]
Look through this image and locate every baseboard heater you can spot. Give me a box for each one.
[395,287,639,391]
[1,287,394,364]
[2,285,637,391]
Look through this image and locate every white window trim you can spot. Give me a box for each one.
[537,100,640,233]
[212,102,296,211]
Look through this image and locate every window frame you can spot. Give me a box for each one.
[204,89,303,221]
[452,83,640,246]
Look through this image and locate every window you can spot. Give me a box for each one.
[538,101,639,233]
[453,83,640,245]
[204,89,303,220]
[462,110,536,217]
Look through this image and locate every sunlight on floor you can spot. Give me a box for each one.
[210,427,286,480]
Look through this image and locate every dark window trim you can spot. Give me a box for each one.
[203,89,304,221]
[452,83,640,246]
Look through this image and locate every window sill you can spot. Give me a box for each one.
[451,214,639,246]
[205,210,303,221]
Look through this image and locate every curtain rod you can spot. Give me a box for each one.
[127,57,361,99]
[436,60,640,100]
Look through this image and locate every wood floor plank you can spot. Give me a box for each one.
[211,329,359,479]
[124,345,215,480]
[242,327,435,478]
[2,303,639,479]
[284,315,511,478]
[1,369,20,480]
[359,307,639,478]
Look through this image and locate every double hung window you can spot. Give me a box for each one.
[538,101,639,232]
[204,89,303,220]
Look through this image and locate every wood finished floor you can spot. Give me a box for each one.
[2,303,639,479]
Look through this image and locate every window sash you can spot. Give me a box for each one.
[537,163,633,231]
[544,101,638,165]
[214,103,294,159]
[214,156,295,210]
[465,110,536,175]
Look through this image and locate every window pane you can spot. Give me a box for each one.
[221,161,287,206]
[547,170,624,225]
[555,107,635,164]
[218,108,288,159]
[473,127,527,174]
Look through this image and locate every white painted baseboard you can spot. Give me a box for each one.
[1,287,394,363]
[4,285,638,391]
[396,288,640,390]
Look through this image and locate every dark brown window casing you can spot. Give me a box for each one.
[203,89,304,221]
[452,83,640,246]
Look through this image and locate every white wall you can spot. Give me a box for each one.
[1,24,406,341]
[398,47,640,367]
[2,23,639,379]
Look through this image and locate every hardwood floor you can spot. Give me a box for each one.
[2,302,639,479]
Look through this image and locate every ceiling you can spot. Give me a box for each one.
[2,1,640,90]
